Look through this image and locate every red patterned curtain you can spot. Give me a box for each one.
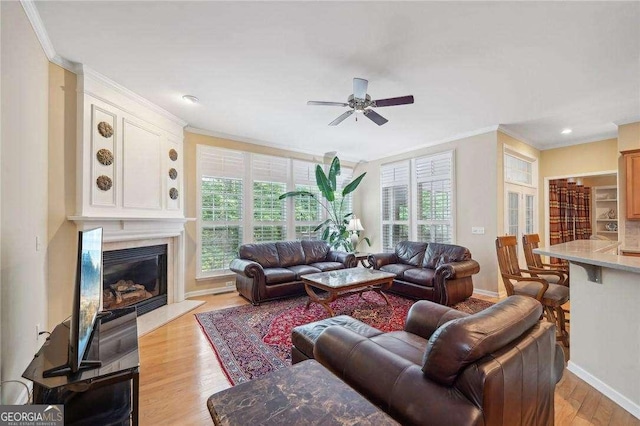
[549,179,592,244]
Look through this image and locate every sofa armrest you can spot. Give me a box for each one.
[326,250,356,268]
[314,327,482,425]
[229,258,264,278]
[436,259,480,280]
[404,300,469,340]
[368,252,398,270]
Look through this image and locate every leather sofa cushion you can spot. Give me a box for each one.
[276,241,306,267]
[403,268,435,286]
[395,241,427,266]
[263,267,296,285]
[423,242,471,269]
[309,261,344,272]
[239,243,280,268]
[380,263,414,279]
[302,240,330,264]
[422,296,542,386]
[514,282,570,306]
[371,331,427,365]
[287,264,321,280]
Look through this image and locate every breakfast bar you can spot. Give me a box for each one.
[534,240,640,420]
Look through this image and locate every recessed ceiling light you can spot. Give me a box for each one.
[182,95,199,104]
[561,128,572,135]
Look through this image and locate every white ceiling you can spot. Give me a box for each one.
[35,1,640,161]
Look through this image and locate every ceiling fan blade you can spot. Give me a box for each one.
[373,95,415,107]
[364,109,388,126]
[353,78,368,100]
[329,110,354,126]
[307,101,349,107]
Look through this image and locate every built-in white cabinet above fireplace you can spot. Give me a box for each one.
[75,65,187,219]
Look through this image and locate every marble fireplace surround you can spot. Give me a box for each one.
[69,216,202,336]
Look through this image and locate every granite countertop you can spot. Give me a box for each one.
[534,240,640,274]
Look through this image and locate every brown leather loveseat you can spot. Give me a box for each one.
[229,240,355,305]
[313,296,565,426]
[369,241,480,305]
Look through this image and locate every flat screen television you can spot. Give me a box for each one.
[44,227,105,377]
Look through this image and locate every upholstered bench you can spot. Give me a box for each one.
[291,315,383,363]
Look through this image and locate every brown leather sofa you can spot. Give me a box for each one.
[368,241,480,305]
[229,240,356,305]
[313,295,565,426]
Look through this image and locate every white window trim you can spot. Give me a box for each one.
[380,160,411,252]
[503,145,538,189]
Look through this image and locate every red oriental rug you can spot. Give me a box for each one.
[195,293,493,385]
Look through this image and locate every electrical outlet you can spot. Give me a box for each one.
[225,281,235,287]
[472,227,485,235]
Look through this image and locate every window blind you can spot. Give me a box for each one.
[416,151,453,244]
[381,161,410,252]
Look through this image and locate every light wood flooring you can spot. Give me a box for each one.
[138,293,639,425]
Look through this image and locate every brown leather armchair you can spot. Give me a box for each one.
[313,296,564,426]
[229,240,356,305]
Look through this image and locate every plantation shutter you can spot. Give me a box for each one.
[198,146,244,274]
[381,161,410,252]
[252,154,288,242]
[292,160,323,240]
[415,151,454,243]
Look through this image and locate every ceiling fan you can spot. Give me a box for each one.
[307,78,414,126]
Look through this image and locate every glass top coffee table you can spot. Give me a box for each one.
[301,268,396,317]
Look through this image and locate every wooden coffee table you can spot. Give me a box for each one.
[302,268,396,316]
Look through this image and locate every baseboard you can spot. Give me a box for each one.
[472,288,500,298]
[185,286,236,299]
[567,361,640,420]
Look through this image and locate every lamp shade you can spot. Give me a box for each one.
[347,218,364,232]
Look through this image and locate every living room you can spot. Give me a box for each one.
[2,1,640,424]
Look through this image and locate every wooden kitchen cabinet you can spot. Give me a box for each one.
[624,149,640,220]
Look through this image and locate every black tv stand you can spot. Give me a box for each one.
[42,359,102,378]
[23,307,139,425]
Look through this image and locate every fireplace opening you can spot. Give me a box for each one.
[103,244,168,316]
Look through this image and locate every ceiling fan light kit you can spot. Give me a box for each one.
[308,78,414,126]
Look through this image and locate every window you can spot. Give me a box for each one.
[505,153,533,186]
[293,160,323,240]
[196,146,360,277]
[380,151,455,252]
[381,161,410,252]
[197,146,244,275]
[415,152,453,244]
[252,155,288,242]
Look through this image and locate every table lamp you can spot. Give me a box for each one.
[347,217,364,251]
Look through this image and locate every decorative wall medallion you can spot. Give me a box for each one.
[169,149,178,161]
[169,187,179,200]
[97,121,114,138]
[96,175,113,191]
[169,168,178,180]
[96,149,114,166]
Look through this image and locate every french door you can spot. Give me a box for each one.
[505,183,537,264]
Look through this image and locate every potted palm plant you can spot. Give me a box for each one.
[279,156,369,252]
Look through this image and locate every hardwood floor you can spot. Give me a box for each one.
[138,293,639,425]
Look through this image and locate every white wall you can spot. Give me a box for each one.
[355,131,499,295]
[1,2,49,400]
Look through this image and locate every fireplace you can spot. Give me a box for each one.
[103,244,168,316]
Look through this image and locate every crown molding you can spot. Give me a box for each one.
[613,117,640,126]
[79,65,188,128]
[537,131,618,151]
[20,1,56,59]
[497,125,543,149]
[369,125,500,162]
[185,126,362,164]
